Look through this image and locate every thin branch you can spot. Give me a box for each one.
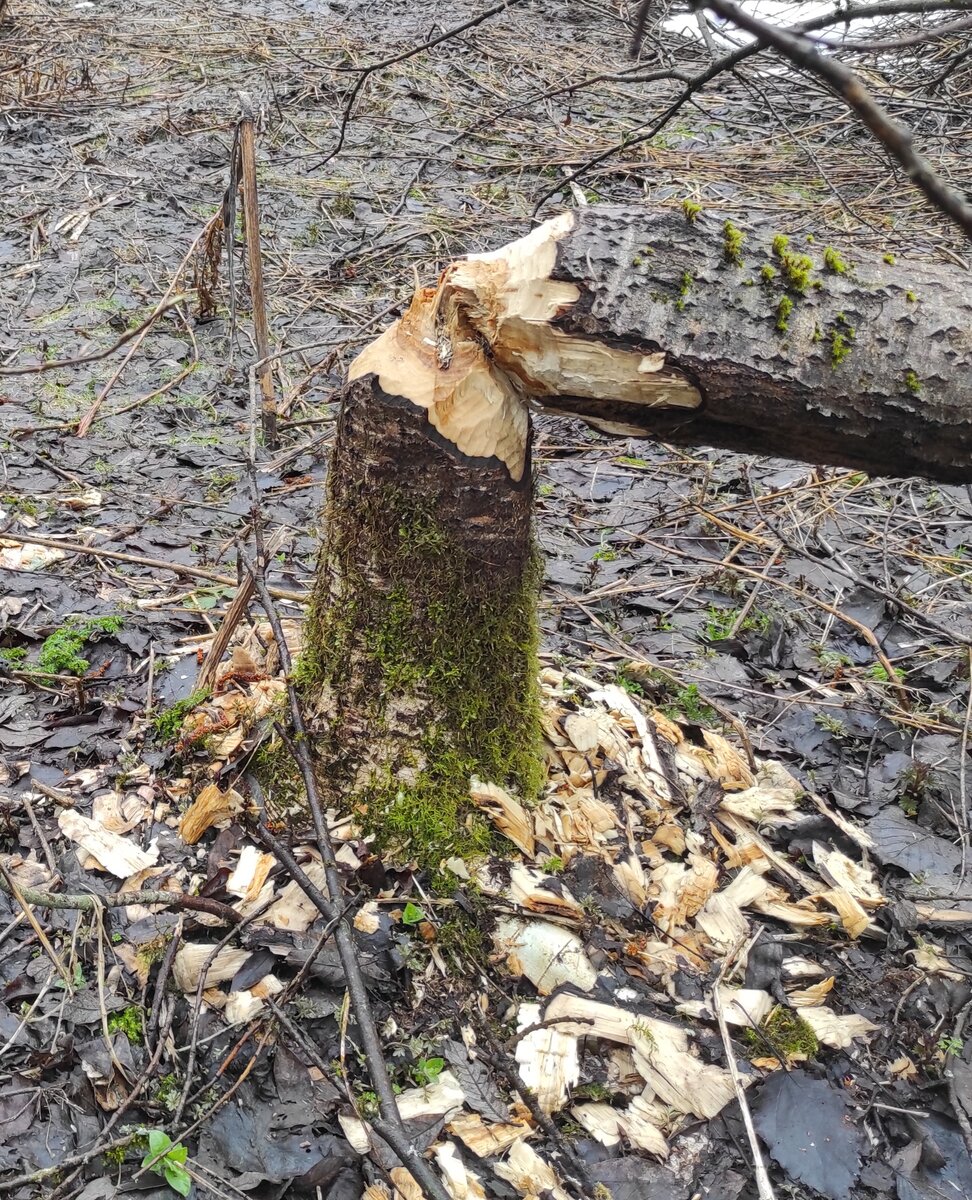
[2,532,307,602]
[0,297,191,377]
[0,874,243,924]
[318,0,524,166]
[535,0,972,217]
[812,11,972,51]
[244,555,453,1200]
[699,0,972,240]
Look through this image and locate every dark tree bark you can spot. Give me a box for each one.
[301,206,970,874]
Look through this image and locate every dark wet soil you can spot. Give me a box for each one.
[2,1,972,1197]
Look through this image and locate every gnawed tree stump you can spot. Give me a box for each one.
[300,287,543,874]
[300,206,972,874]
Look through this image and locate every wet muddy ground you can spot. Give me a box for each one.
[2,1,972,1197]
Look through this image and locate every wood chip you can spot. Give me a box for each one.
[435,1141,487,1200]
[339,1071,466,1153]
[172,944,250,993]
[178,783,243,845]
[226,845,274,902]
[493,1141,570,1200]
[471,778,535,856]
[495,917,597,994]
[795,1006,877,1048]
[515,1001,580,1115]
[447,1112,533,1158]
[58,809,159,878]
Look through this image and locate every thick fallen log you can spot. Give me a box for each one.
[358,206,972,483]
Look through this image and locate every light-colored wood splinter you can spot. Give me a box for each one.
[351,212,701,481]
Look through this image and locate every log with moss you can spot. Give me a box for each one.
[442,207,972,483]
[299,206,971,875]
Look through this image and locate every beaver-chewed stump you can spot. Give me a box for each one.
[299,206,972,877]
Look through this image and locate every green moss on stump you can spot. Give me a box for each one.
[301,488,544,882]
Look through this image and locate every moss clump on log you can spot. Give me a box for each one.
[300,383,543,882]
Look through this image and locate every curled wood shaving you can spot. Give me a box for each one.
[58,809,159,878]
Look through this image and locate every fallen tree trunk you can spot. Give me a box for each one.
[300,206,970,875]
[430,206,972,484]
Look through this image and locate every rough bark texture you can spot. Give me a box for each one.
[451,207,972,483]
[300,375,542,875]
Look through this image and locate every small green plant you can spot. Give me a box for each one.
[770,233,816,293]
[141,1130,191,1196]
[630,1019,657,1045]
[904,370,922,395]
[1,494,40,517]
[814,711,847,738]
[56,962,86,990]
[0,647,27,665]
[759,264,776,284]
[868,663,905,683]
[661,684,716,724]
[822,246,849,274]
[615,669,645,696]
[723,220,745,266]
[37,615,122,677]
[704,604,769,641]
[831,330,853,366]
[412,1056,445,1086]
[154,1073,182,1113]
[817,649,852,675]
[776,295,794,332]
[204,470,237,501]
[681,198,703,222]
[152,689,210,742]
[107,1006,143,1043]
[616,455,649,468]
[401,901,426,926]
[541,855,565,874]
[938,1035,963,1058]
[103,1143,128,1168]
[905,289,917,302]
[883,252,896,265]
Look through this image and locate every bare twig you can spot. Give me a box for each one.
[0,874,243,924]
[712,935,776,1200]
[535,0,972,217]
[0,297,190,377]
[0,858,72,987]
[318,0,524,165]
[3,532,307,602]
[699,0,972,240]
[243,552,453,1200]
